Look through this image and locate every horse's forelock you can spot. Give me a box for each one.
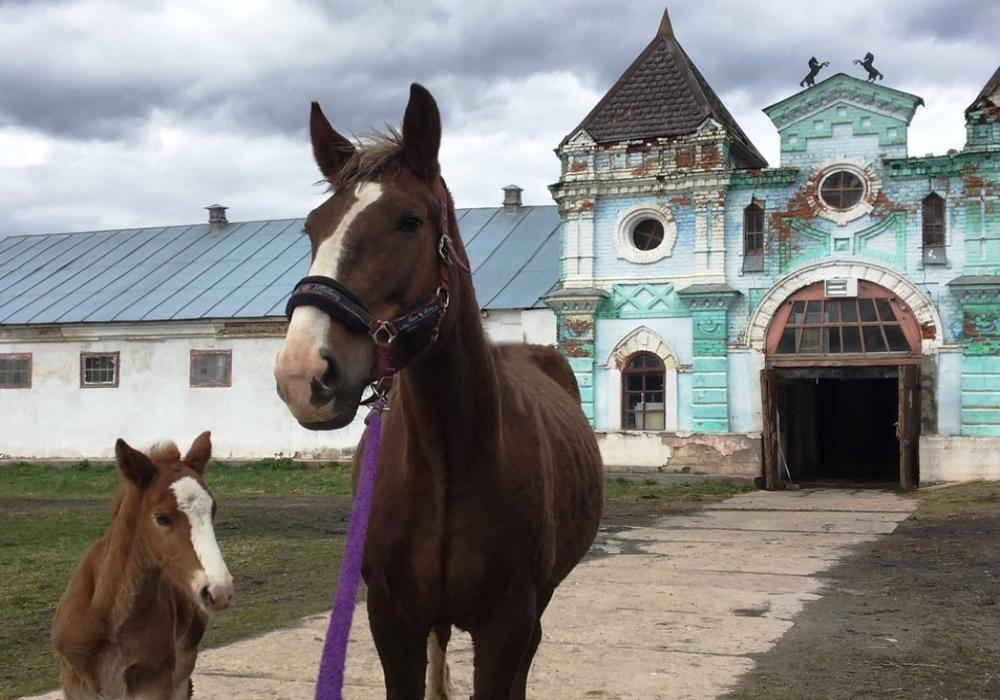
[147,440,181,464]
[329,128,405,191]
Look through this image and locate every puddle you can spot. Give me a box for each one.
[588,525,647,558]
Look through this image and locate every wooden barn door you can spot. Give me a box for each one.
[761,369,780,490]
[898,364,921,489]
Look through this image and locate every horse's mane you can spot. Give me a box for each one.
[329,128,405,191]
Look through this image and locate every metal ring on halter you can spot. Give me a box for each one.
[437,233,453,265]
[369,321,398,345]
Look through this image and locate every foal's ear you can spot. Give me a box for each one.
[402,83,441,180]
[310,102,356,182]
[183,431,212,476]
[115,439,157,489]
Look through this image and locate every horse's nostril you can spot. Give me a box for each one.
[310,377,336,406]
[200,586,214,606]
[319,347,341,387]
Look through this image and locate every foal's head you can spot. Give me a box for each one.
[274,83,449,428]
[115,431,233,612]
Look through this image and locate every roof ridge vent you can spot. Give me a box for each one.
[502,184,523,212]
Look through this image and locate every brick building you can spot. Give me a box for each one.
[546,9,1000,485]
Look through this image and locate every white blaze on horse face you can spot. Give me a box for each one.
[282,181,384,360]
[170,476,233,609]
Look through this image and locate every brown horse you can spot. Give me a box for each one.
[52,432,233,700]
[273,84,604,699]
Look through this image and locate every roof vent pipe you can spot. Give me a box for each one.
[206,204,229,227]
[502,185,523,212]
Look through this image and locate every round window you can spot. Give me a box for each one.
[632,219,664,251]
[819,170,865,210]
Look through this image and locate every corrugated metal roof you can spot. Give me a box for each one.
[0,205,560,325]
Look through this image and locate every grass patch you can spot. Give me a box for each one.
[0,467,751,698]
[0,498,347,699]
[0,459,353,500]
[604,476,752,502]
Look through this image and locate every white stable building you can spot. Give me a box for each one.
[0,190,558,460]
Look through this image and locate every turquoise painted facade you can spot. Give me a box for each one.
[546,14,1000,465]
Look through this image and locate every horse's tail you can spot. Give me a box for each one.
[425,626,453,700]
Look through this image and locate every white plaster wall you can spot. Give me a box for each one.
[597,431,671,470]
[482,309,557,345]
[1,311,555,461]
[0,327,363,460]
[920,435,1000,482]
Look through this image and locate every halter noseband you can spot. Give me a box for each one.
[284,178,469,405]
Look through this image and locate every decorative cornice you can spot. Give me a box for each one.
[763,74,923,130]
[542,287,610,315]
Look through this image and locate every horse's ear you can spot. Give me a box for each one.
[183,431,212,476]
[115,438,157,489]
[310,102,355,182]
[401,83,441,180]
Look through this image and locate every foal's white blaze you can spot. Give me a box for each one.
[281,181,384,362]
[170,476,233,609]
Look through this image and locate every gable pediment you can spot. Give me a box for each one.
[764,73,923,130]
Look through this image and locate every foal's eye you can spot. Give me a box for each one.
[398,215,422,232]
[155,514,171,527]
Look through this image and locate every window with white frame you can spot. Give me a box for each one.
[80,352,119,387]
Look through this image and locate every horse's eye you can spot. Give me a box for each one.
[155,514,171,527]
[398,215,422,232]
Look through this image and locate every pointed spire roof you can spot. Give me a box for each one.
[564,6,766,168]
[967,64,1000,115]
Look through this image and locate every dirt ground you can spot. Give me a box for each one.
[729,481,1000,700]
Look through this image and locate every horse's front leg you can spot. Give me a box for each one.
[367,586,430,700]
[470,584,538,700]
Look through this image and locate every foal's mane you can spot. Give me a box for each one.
[328,129,405,191]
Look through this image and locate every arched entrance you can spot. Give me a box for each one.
[760,280,922,489]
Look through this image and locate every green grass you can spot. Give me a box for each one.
[603,476,752,501]
[0,499,346,699]
[0,465,751,699]
[0,459,353,500]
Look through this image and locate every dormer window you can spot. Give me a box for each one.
[743,201,765,272]
[922,193,946,265]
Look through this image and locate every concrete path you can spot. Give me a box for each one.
[26,488,915,699]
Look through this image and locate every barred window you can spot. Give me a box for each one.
[0,353,31,388]
[190,350,232,388]
[81,352,119,387]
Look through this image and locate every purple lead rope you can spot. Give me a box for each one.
[314,403,384,700]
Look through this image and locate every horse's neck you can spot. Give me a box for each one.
[394,264,501,463]
[94,487,155,630]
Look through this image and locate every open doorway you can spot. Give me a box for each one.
[775,367,898,483]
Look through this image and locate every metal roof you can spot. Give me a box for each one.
[0,205,560,325]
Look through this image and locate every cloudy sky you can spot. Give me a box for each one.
[1,0,997,236]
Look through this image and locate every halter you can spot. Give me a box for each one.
[284,178,469,405]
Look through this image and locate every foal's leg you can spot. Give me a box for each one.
[470,586,538,700]
[367,589,429,700]
[425,625,453,700]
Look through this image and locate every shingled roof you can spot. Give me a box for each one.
[967,64,1000,115]
[564,8,766,168]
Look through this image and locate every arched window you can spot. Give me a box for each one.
[622,352,665,430]
[743,201,765,272]
[922,193,946,265]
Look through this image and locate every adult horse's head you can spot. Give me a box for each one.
[115,432,234,613]
[274,83,461,429]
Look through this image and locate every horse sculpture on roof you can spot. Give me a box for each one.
[273,83,604,699]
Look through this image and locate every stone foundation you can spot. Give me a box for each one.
[597,431,762,476]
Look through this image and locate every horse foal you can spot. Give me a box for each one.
[52,432,233,700]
